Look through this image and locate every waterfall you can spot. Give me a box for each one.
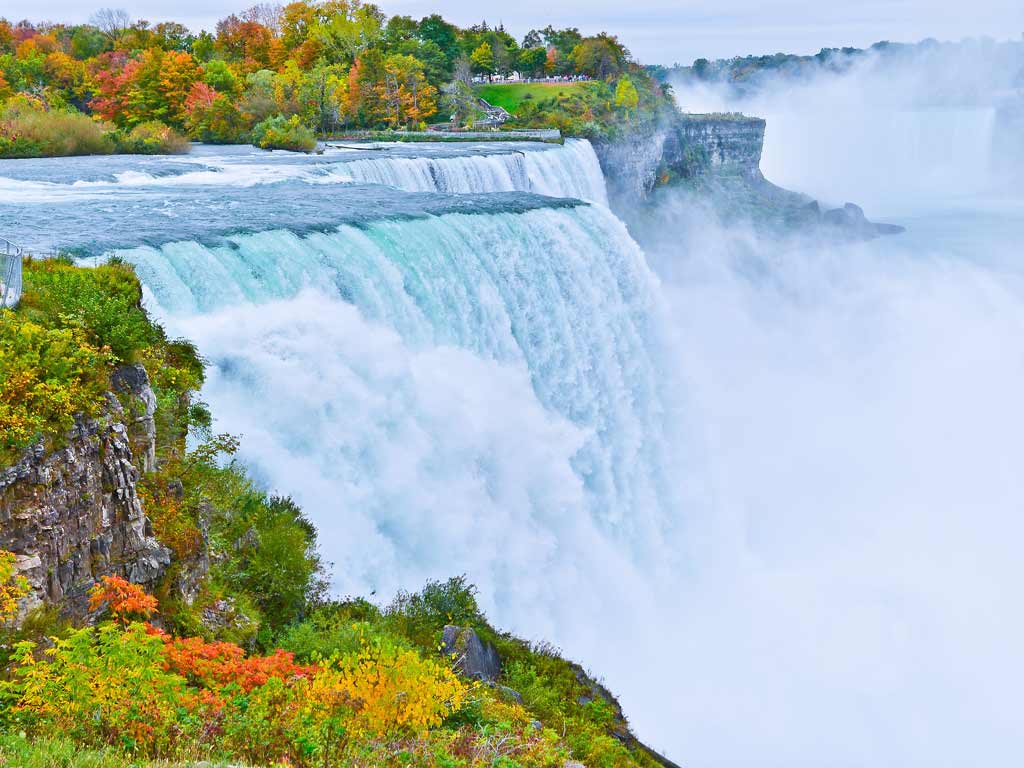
[127,205,678,606]
[330,139,609,205]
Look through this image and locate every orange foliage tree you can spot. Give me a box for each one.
[88,574,159,623]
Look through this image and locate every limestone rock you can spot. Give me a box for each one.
[0,385,170,623]
[110,363,158,474]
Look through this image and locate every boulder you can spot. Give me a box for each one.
[440,625,501,682]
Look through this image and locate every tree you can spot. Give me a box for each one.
[417,14,460,69]
[202,59,239,95]
[518,46,546,78]
[185,82,248,142]
[380,53,437,127]
[152,22,193,52]
[90,8,132,43]
[312,1,384,67]
[469,42,493,78]
[522,29,543,50]
[392,38,449,86]
[614,76,639,113]
[383,14,417,48]
[70,26,108,59]
[440,53,475,126]
[571,34,628,79]
[241,2,284,35]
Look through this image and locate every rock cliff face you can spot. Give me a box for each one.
[0,365,170,622]
[592,113,765,208]
[665,115,765,180]
[593,111,902,239]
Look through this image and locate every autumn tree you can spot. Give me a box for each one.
[469,42,493,78]
[614,76,639,113]
[571,34,628,79]
[380,53,436,127]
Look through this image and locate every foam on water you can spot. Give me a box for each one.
[0,139,607,206]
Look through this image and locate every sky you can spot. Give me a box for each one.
[6,0,1024,64]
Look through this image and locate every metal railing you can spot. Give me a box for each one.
[1,237,23,309]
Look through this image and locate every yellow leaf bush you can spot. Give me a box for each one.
[0,319,112,462]
[0,551,30,623]
[328,636,470,738]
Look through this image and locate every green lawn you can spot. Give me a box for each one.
[475,82,587,113]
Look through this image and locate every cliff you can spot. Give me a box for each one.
[593,110,903,239]
[0,365,170,622]
[592,113,765,207]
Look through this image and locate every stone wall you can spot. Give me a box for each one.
[0,365,170,621]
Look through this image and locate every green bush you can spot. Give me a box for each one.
[0,97,113,158]
[18,259,158,362]
[251,114,317,152]
[113,121,191,155]
[384,576,481,651]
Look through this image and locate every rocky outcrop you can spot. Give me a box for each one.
[110,363,158,474]
[592,113,764,207]
[441,625,502,681]
[591,125,670,207]
[439,625,681,768]
[594,110,902,240]
[664,114,765,180]
[0,366,170,622]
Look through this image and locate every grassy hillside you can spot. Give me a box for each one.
[475,82,587,113]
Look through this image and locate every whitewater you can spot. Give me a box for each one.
[2,87,1023,767]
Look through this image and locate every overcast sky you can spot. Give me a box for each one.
[7,0,1024,64]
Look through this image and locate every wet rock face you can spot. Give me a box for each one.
[0,368,170,622]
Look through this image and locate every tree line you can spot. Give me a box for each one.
[0,2,636,142]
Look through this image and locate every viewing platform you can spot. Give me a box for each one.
[1,238,22,309]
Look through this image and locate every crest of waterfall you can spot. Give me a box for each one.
[331,139,609,205]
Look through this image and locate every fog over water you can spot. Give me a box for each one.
[647,48,1024,765]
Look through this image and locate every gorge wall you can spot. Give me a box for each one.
[0,365,170,621]
[592,113,766,208]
